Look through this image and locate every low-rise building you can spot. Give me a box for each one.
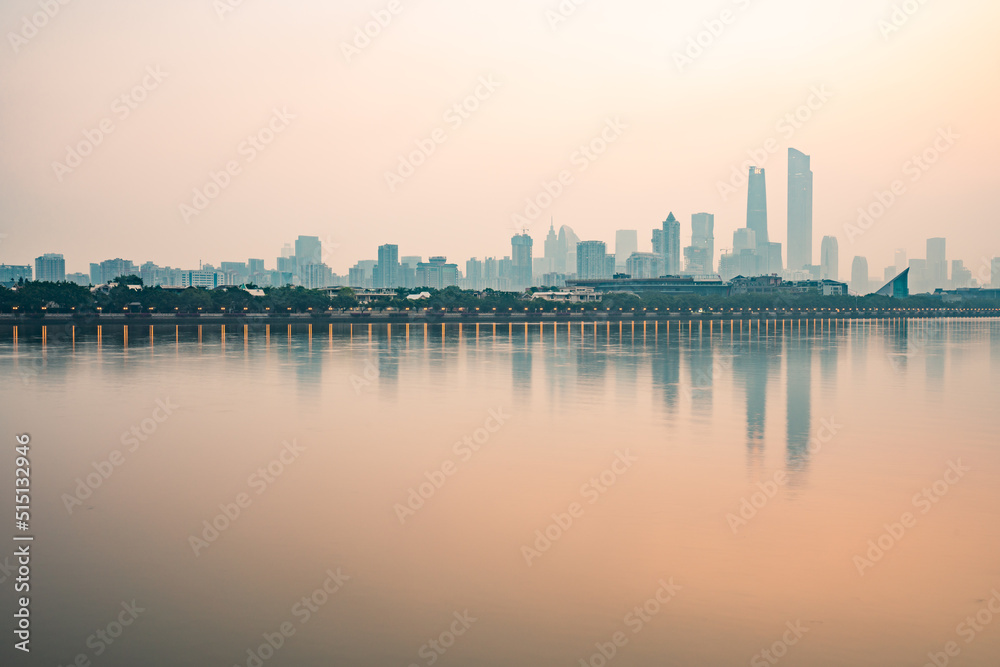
[531,288,600,303]
[567,276,730,297]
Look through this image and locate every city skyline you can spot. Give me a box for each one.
[5,143,999,288]
[7,224,997,295]
[2,1,998,282]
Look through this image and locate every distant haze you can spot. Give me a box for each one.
[1,0,998,278]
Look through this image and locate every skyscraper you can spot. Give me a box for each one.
[400,256,421,288]
[950,260,972,289]
[767,242,783,275]
[746,167,768,252]
[465,258,484,290]
[851,256,869,294]
[733,228,755,252]
[544,221,559,274]
[926,237,947,289]
[375,244,401,288]
[615,230,638,272]
[684,213,715,274]
[511,233,533,290]
[98,258,137,285]
[625,253,664,279]
[652,213,681,276]
[295,236,322,277]
[992,258,1000,289]
[554,225,579,274]
[576,241,609,280]
[35,253,66,282]
[908,259,928,294]
[820,236,839,281]
[416,257,459,289]
[0,265,32,286]
[787,149,813,271]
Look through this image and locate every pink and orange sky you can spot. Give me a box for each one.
[1,0,998,279]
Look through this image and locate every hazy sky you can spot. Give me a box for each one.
[2,0,998,279]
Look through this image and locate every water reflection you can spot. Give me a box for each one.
[785,334,813,487]
[650,323,680,413]
[687,327,715,420]
[1,320,999,666]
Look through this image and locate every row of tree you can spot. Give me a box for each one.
[0,280,994,315]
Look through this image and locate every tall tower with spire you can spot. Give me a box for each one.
[544,218,559,274]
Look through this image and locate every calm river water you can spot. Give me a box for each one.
[1,318,998,666]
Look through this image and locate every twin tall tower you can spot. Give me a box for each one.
[741,148,814,273]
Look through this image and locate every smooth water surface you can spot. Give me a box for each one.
[1,318,999,666]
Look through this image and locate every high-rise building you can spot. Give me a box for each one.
[684,213,715,275]
[348,260,377,288]
[89,263,101,285]
[552,225,578,274]
[34,253,66,282]
[248,258,265,275]
[851,256,869,295]
[908,259,928,294]
[498,257,514,290]
[683,246,710,275]
[950,260,972,289]
[690,213,715,273]
[652,213,681,276]
[400,256,421,288]
[767,242,783,274]
[733,228,757,252]
[926,237,947,289]
[511,233,533,290]
[747,167,769,252]
[625,252,664,279]
[787,149,813,271]
[375,244,401,288]
[295,235,322,276]
[221,262,249,280]
[615,230,638,272]
[66,272,90,286]
[605,254,616,278]
[543,221,559,275]
[465,258,484,290]
[139,262,182,287]
[820,236,839,281]
[0,264,32,286]
[301,263,333,289]
[416,257,459,289]
[532,257,548,282]
[576,241,609,280]
[98,258,138,285]
[993,258,1000,289]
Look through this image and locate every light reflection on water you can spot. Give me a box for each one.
[1,319,999,666]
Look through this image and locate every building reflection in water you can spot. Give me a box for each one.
[686,326,715,421]
[511,329,533,398]
[651,325,681,414]
[733,329,770,472]
[785,332,813,488]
